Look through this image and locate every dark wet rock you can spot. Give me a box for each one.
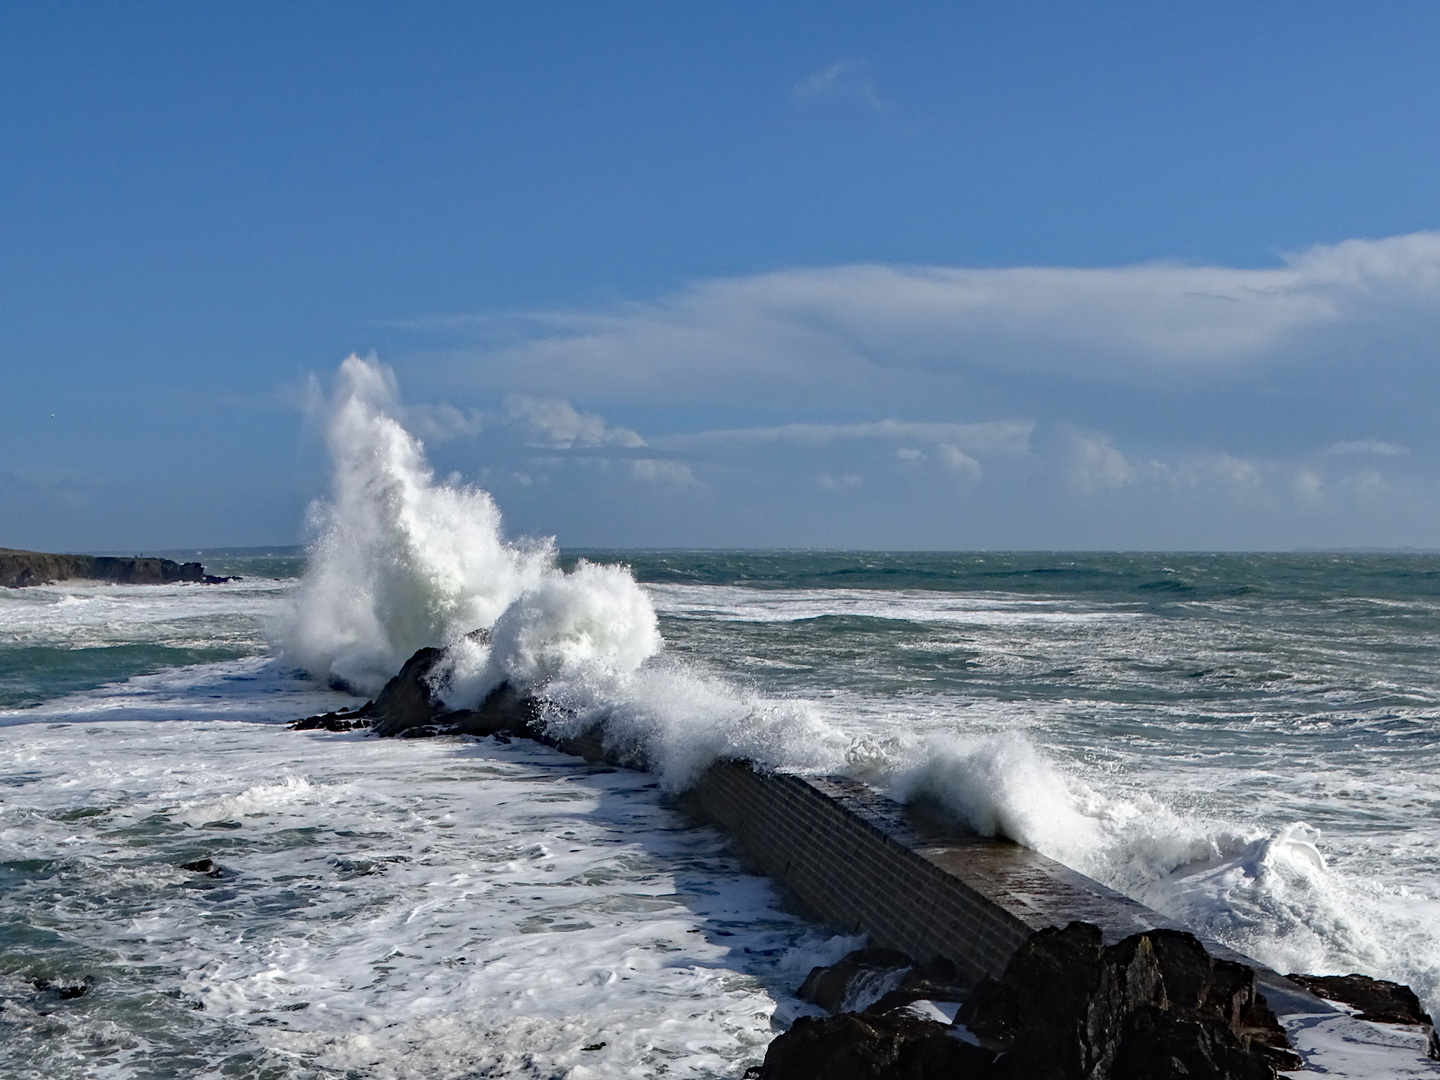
[869,956,973,1016]
[749,1007,994,1080]
[959,921,1104,1048]
[180,858,225,877]
[290,706,371,732]
[799,947,914,1014]
[1106,1006,1274,1080]
[31,975,95,1000]
[797,949,970,1018]
[1288,972,1440,1059]
[289,639,547,742]
[1286,971,1433,1026]
[446,680,543,738]
[0,547,230,588]
[367,647,446,736]
[964,922,1298,1079]
[763,923,1301,1080]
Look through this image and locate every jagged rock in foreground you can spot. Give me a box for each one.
[751,923,1303,1080]
[748,1007,993,1080]
[798,949,969,1016]
[1287,972,1440,1059]
[0,547,230,588]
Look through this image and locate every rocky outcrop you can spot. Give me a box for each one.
[751,924,1303,1080]
[1287,972,1440,1058]
[290,641,542,741]
[798,950,969,1016]
[959,922,1299,1078]
[0,547,230,588]
[747,1007,992,1080]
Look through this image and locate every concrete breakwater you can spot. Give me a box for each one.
[293,655,1440,1076]
[0,547,228,588]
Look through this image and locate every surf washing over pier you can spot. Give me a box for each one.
[2,356,1439,1077]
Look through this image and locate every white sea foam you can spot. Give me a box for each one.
[434,559,662,711]
[880,723,1440,1014]
[534,658,852,789]
[0,720,836,1080]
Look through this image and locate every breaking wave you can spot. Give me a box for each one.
[271,356,658,696]
[274,356,1439,1015]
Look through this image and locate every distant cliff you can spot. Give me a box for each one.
[0,548,230,588]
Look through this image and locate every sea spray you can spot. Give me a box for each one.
[874,725,1436,1006]
[273,356,657,696]
[432,559,662,711]
[530,658,852,789]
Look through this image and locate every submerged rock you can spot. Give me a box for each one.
[289,706,371,731]
[798,948,915,1014]
[31,975,95,1000]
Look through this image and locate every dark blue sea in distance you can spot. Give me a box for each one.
[2,550,1438,1078]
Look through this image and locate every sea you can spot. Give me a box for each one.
[3,359,1439,1079]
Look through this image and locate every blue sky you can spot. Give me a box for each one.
[5,2,1440,550]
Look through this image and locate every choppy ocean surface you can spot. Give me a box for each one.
[3,549,1439,1078]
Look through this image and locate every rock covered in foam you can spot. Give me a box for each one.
[1286,972,1440,1059]
[798,949,970,1016]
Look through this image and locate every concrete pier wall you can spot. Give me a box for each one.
[549,730,1339,1020]
[683,763,1032,983]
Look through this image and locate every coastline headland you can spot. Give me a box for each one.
[292,647,1440,1078]
[0,547,230,588]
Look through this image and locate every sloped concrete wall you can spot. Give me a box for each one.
[684,763,1032,983]
[546,731,1340,1020]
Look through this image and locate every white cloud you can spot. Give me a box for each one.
[793,60,885,111]
[1323,438,1409,457]
[1070,433,1137,492]
[437,232,1440,408]
[1345,468,1389,496]
[504,396,645,450]
[936,443,982,480]
[896,447,925,461]
[818,472,863,490]
[663,418,1032,454]
[630,459,696,488]
[1191,453,1262,488]
[403,402,486,443]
